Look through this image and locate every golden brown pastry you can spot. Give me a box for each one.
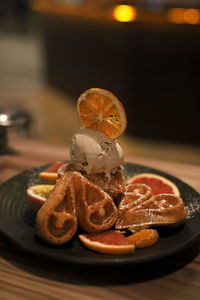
[116,183,188,232]
[36,172,77,245]
[72,171,118,233]
[58,163,125,199]
[84,167,125,199]
[36,171,118,244]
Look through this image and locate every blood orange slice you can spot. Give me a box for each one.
[39,161,66,181]
[127,229,159,248]
[79,230,135,254]
[77,88,127,139]
[126,173,180,196]
[27,184,54,211]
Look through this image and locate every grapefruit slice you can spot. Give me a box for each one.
[126,173,180,196]
[127,229,159,248]
[39,161,66,181]
[27,184,54,211]
[77,88,127,139]
[79,230,135,254]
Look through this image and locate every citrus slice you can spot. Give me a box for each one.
[27,184,54,211]
[126,173,180,196]
[77,88,127,139]
[127,229,159,248]
[79,230,135,254]
[39,161,66,182]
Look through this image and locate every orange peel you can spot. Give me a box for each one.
[127,229,159,248]
[79,231,135,254]
[77,88,127,139]
[126,173,180,196]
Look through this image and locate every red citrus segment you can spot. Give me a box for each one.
[126,173,180,196]
[133,177,174,194]
[127,229,159,248]
[79,231,135,254]
[39,161,66,181]
[83,230,131,245]
[43,161,66,173]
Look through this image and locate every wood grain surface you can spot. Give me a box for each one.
[0,135,200,300]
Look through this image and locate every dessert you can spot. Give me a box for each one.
[39,161,66,182]
[127,229,159,248]
[33,87,188,253]
[58,162,125,199]
[77,87,127,139]
[69,127,125,198]
[36,172,78,245]
[116,183,188,232]
[126,173,180,196]
[27,184,54,211]
[57,88,127,199]
[69,171,117,233]
[70,127,124,176]
[36,171,118,244]
[79,230,135,254]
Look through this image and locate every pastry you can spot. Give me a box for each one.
[36,171,118,244]
[58,163,125,199]
[73,171,118,233]
[116,183,188,232]
[36,172,77,245]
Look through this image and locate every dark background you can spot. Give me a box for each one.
[1,1,199,145]
[42,15,199,145]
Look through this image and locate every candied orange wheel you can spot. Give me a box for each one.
[77,88,127,139]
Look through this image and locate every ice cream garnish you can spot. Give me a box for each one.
[77,88,127,139]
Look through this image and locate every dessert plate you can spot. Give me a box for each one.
[0,162,200,266]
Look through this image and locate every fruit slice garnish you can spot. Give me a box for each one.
[127,229,159,248]
[27,184,54,211]
[126,173,180,196]
[39,161,66,181]
[77,88,127,139]
[79,230,135,254]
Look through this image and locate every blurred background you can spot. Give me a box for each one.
[0,0,200,164]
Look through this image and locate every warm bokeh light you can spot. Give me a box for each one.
[183,9,199,25]
[167,8,185,24]
[113,5,136,22]
[167,8,200,25]
[31,1,200,25]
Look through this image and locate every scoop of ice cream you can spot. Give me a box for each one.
[70,128,124,175]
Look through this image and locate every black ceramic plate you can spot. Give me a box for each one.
[0,162,200,266]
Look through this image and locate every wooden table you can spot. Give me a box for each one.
[0,135,200,300]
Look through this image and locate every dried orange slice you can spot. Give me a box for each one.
[39,161,66,182]
[127,229,159,248]
[126,173,180,196]
[77,88,127,139]
[79,230,135,254]
[27,184,54,211]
